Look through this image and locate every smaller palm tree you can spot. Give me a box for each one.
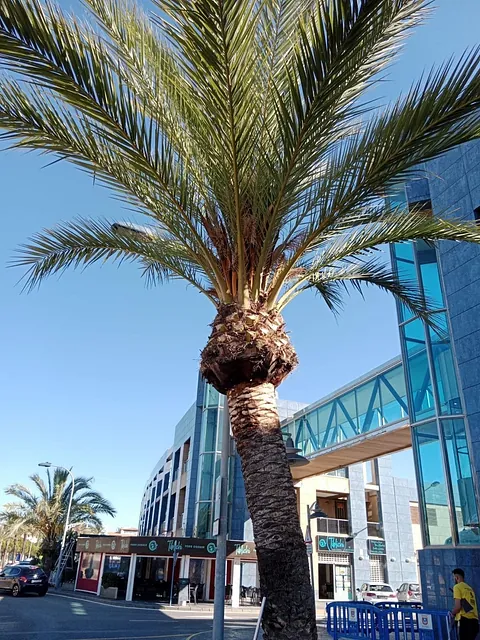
[1,469,116,570]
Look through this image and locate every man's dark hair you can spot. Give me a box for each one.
[453,568,465,579]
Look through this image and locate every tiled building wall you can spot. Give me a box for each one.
[428,142,480,493]
[418,143,480,608]
[349,464,370,590]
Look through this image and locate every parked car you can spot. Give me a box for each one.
[358,583,398,603]
[0,565,48,597]
[397,582,421,603]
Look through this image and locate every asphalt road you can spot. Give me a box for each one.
[0,592,263,640]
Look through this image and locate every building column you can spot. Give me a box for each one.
[126,554,136,602]
[178,555,191,604]
[348,464,370,593]
[96,554,106,596]
[231,559,241,608]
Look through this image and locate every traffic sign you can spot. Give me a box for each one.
[306,543,313,555]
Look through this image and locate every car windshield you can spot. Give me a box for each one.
[409,584,420,592]
[369,585,393,592]
[22,568,45,577]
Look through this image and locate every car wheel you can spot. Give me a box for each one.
[12,584,20,598]
[38,589,47,597]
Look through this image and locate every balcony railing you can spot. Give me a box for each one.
[367,521,383,537]
[317,517,350,535]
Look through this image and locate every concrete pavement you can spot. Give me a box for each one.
[0,591,330,640]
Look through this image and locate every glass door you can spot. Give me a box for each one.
[334,564,352,600]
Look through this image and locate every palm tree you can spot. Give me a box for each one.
[1,0,480,635]
[1,469,116,571]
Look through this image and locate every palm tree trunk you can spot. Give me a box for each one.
[227,381,317,640]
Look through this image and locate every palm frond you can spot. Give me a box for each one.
[12,217,217,302]
[299,258,433,322]
[1,0,480,315]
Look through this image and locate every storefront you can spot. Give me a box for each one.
[75,536,257,605]
[317,535,354,601]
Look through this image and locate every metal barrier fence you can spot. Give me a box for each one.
[375,602,424,611]
[327,602,455,640]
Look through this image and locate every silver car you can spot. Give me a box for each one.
[397,582,421,603]
[358,583,398,603]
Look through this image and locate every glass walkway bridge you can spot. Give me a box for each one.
[281,356,424,480]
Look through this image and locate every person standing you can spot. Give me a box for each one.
[452,568,479,640]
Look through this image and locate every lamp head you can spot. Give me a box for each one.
[38,462,52,468]
[284,434,309,467]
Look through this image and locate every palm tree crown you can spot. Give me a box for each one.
[0,0,480,318]
[1,469,116,557]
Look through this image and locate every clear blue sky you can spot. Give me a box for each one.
[0,0,478,530]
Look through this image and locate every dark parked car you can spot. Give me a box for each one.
[0,565,48,597]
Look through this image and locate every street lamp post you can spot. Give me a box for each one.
[38,462,75,588]
[212,399,230,640]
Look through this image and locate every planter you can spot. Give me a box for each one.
[101,586,118,600]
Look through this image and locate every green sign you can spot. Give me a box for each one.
[368,539,386,555]
[317,536,354,553]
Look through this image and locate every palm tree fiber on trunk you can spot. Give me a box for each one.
[228,381,317,640]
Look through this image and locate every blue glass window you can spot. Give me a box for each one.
[414,421,452,546]
[379,366,408,424]
[199,453,215,500]
[203,408,218,452]
[403,318,435,421]
[442,419,480,545]
[429,314,462,416]
[392,242,417,323]
[357,378,382,433]
[196,502,212,538]
[336,391,358,440]
[416,240,444,310]
[205,385,220,408]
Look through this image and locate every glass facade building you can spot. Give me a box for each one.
[388,181,479,552]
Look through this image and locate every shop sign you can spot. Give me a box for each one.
[317,535,354,553]
[76,537,130,554]
[129,537,219,557]
[368,539,386,556]
[227,541,257,560]
[76,536,257,559]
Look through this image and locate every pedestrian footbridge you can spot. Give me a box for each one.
[281,357,428,480]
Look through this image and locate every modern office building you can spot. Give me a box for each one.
[391,143,480,609]
[138,370,419,602]
[138,141,480,609]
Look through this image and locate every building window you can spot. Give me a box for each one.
[369,556,386,583]
[413,421,453,546]
[442,419,480,545]
[403,318,435,422]
[426,508,438,527]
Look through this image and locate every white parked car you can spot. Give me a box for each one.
[397,582,421,603]
[358,583,398,603]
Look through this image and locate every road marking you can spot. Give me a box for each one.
[48,593,169,612]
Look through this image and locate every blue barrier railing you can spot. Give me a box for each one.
[327,602,384,639]
[327,602,455,640]
[375,602,423,610]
